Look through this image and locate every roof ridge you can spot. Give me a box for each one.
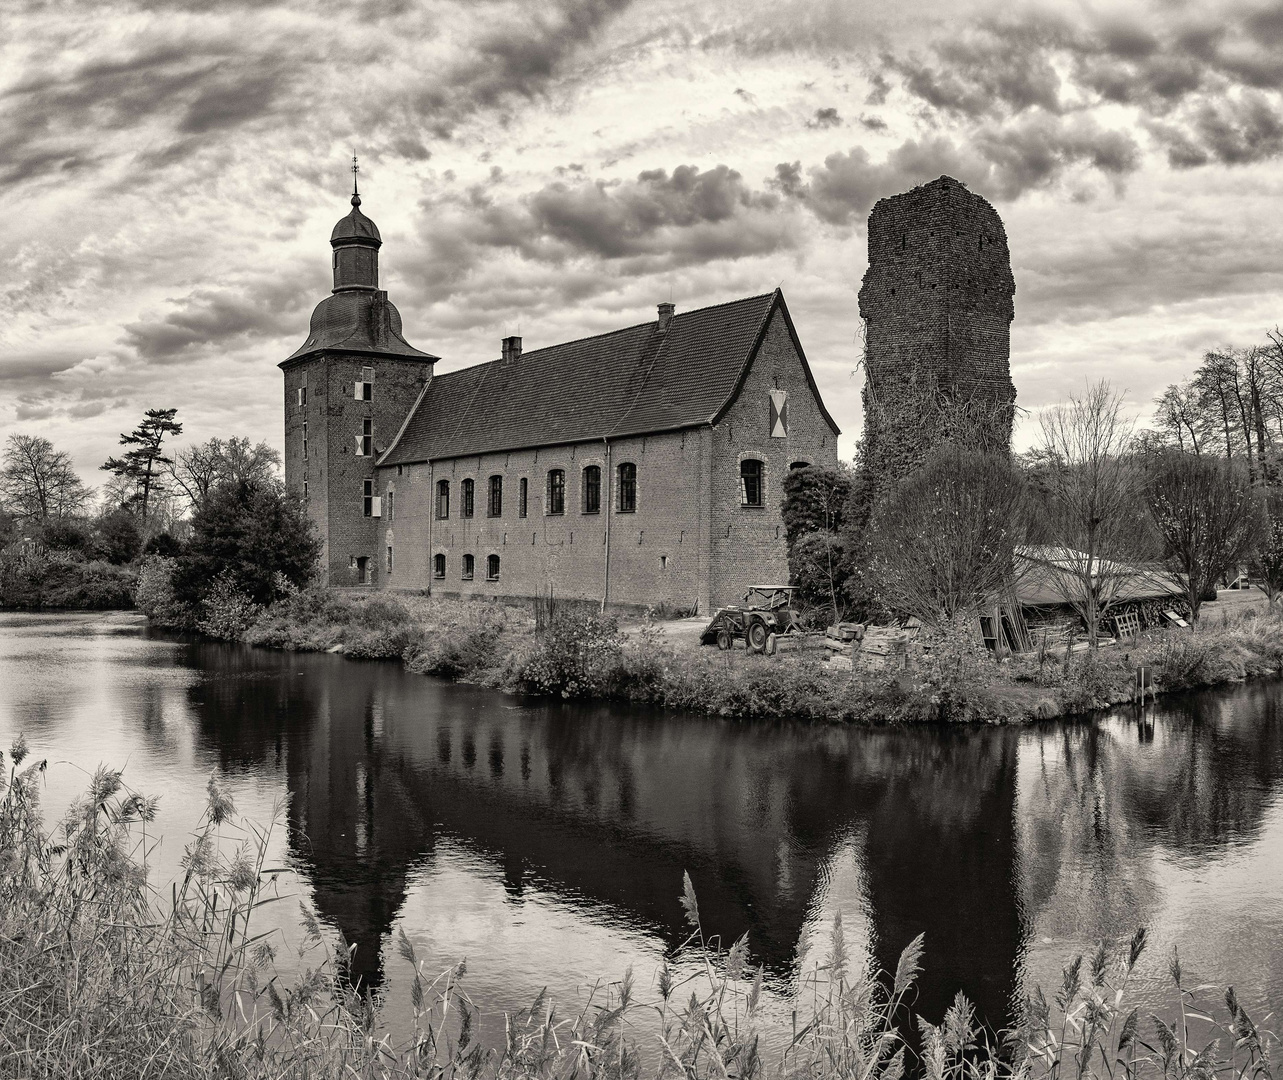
[427,292,777,381]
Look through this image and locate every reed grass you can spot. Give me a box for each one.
[0,738,1276,1079]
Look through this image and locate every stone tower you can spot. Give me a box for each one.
[857,175,1015,489]
[280,186,437,587]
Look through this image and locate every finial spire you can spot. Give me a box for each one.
[351,151,361,207]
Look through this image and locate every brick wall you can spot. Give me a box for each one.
[282,352,431,586]
[857,175,1015,490]
[379,429,710,611]
[708,307,839,608]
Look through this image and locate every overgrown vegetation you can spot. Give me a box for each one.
[1,742,1275,1079]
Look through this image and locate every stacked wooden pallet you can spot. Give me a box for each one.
[822,622,911,672]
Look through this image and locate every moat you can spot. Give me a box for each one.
[3,611,1283,1039]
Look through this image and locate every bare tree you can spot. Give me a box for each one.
[0,434,93,523]
[1146,452,1264,621]
[1033,381,1145,647]
[169,437,281,512]
[867,444,1026,629]
[1152,382,1208,455]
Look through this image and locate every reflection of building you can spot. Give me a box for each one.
[280,188,840,610]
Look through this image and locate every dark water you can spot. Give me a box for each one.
[3,611,1283,1039]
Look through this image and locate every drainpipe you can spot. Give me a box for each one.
[601,438,612,613]
[427,461,433,597]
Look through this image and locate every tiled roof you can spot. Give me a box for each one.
[381,291,829,465]
[331,198,381,243]
[281,290,438,365]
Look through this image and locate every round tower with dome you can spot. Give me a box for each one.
[280,167,437,588]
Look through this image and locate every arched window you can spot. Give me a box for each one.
[487,554,500,580]
[582,465,601,514]
[547,469,565,515]
[433,553,445,578]
[462,554,474,580]
[461,478,475,518]
[436,479,449,519]
[617,462,636,513]
[488,475,502,517]
[740,459,764,507]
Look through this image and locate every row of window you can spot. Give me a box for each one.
[432,553,500,581]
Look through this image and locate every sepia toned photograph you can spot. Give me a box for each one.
[2,0,1283,1074]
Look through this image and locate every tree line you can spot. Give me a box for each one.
[0,409,315,614]
[785,377,1278,643]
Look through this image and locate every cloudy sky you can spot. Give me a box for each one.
[4,0,1283,476]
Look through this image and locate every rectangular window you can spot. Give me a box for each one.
[582,465,600,514]
[740,459,764,507]
[356,555,369,585]
[387,490,394,524]
[617,463,636,513]
[436,479,449,519]
[354,380,372,401]
[297,386,307,407]
[356,418,372,457]
[547,470,565,515]
[303,480,308,500]
[461,478,474,517]
[363,479,374,517]
[486,554,500,581]
[462,553,474,580]
[302,421,308,461]
[488,475,502,517]
[386,545,393,573]
[519,477,528,518]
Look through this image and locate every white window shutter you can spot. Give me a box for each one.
[355,435,364,456]
[354,382,361,400]
[371,497,382,518]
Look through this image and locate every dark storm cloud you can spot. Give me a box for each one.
[880,5,1283,171]
[121,277,319,362]
[807,108,843,129]
[775,118,1140,225]
[405,164,798,297]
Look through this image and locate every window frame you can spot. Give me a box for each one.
[357,417,373,457]
[547,469,565,515]
[488,475,503,517]
[519,477,528,518]
[436,479,450,519]
[462,553,474,581]
[363,478,374,517]
[433,553,446,579]
[739,458,765,508]
[486,554,500,581]
[461,477,475,518]
[582,465,601,514]
[617,462,636,513]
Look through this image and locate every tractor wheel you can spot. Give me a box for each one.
[716,628,733,651]
[747,620,769,654]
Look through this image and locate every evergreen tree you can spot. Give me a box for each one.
[101,408,182,519]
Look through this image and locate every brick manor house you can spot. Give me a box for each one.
[280,188,840,611]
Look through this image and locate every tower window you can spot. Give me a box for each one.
[355,378,372,401]
[302,421,308,461]
[582,465,600,514]
[462,553,474,580]
[547,470,565,515]
[436,479,449,519]
[386,545,393,573]
[297,386,307,407]
[740,459,764,507]
[617,462,636,513]
[519,477,528,518]
[433,553,445,578]
[387,490,394,524]
[488,475,503,517]
[362,479,381,517]
[486,554,500,581]
[356,418,372,457]
[461,478,475,518]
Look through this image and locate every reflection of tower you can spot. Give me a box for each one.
[858,729,1022,1034]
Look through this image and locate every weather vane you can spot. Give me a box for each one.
[352,151,359,195]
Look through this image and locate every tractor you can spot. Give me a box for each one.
[700,585,803,654]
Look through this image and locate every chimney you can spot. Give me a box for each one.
[657,302,675,334]
[502,335,522,362]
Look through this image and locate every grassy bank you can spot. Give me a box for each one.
[154,572,1283,722]
[1,741,1275,1079]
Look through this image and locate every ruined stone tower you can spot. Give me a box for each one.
[857,175,1015,489]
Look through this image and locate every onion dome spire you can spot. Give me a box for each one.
[330,152,381,291]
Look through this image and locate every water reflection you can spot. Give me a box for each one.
[3,614,1283,1038]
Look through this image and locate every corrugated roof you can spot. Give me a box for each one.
[381,291,817,465]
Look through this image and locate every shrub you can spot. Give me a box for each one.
[516,609,623,697]
[143,532,182,558]
[93,509,143,565]
[134,555,195,628]
[41,519,93,553]
[405,608,506,677]
[40,558,136,610]
[196,571,260,640]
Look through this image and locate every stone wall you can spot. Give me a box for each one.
[857,175,1015,491]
